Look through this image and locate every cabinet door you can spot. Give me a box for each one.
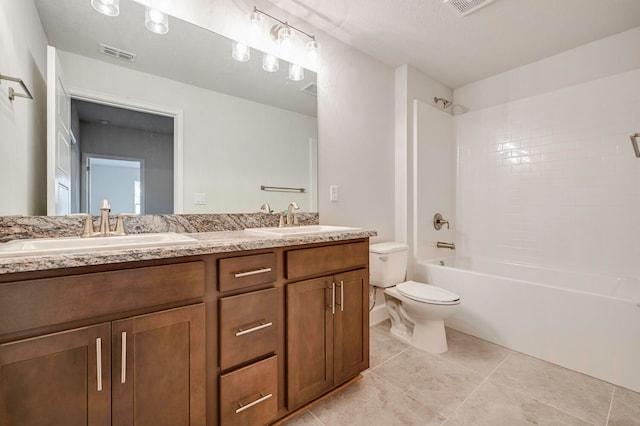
[286,276,334,408]
[334,269,369,384]
[112,304,205,426]
[0,323,111,426]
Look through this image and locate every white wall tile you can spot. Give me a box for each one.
[455,68,640,277]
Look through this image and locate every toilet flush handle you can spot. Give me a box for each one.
[379,256,388,261]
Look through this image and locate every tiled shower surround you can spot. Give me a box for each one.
[456,68,640,277]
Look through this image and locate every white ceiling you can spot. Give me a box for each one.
[274,0,640,88]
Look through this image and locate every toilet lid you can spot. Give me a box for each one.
[396,281,460,304]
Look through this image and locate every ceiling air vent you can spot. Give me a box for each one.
[99,43,136,62]
[444,0,496,16]
[300,82,317,97]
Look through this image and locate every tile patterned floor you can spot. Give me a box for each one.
[283,321,640,426]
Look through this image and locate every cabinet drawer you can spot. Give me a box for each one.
[220,355,278,426]
[286,241,368,280]
[0,261,205,335]
[218,253,277,292]
[219,288,278,370]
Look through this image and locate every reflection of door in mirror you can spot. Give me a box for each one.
[67,99,174,215]
[83,156,143,215]
[47,46,71,216]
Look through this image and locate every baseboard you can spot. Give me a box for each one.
[369,303,389,326]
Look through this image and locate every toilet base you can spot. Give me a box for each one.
[384,295,450,354]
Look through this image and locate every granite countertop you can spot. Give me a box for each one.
[0,229,377,275]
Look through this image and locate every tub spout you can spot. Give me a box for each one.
[437,241,456,250]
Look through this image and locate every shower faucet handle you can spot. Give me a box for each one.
[433,213,450,230]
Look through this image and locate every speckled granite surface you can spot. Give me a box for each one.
[0,213,319,243]
[0,213,377,275]
[0,229,376,275]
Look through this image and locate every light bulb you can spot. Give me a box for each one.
[232,41,250,62]
[278,25,292,49]
[91,0,119,16]
[262,54,279,72]
[145,7,169,34]
[288,63,304,81]
[306,38,320,67]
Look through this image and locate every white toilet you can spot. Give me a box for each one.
[370,242,460,353]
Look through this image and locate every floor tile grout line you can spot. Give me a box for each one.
[366,345,411,374]
[486,376,603,426]
[306,409,325,426]
[605,387,616,426]
[441,349,515,424]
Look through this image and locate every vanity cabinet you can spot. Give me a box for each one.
[0,261,206,426]
[217,253,279,426]
[285,242,369,409]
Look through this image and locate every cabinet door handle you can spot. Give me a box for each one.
[235,393,273,414]
[235,321,273,336]
[332,282,336,315]
[340,280,344,312]
[96,337,103,392]
[121,332,127,384]
[234,267,272,278]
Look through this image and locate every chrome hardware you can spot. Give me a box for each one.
[379,255,388,261]
[96,338,103,392]
[340,280,344,312]
[0,73,34,102]
[331,282,336,315]
[437,241,456,250]
[260,203,272,213]
[276,211,285,227]
[121,332,127,384]
[234,268,272,278]
[67,213,99,238]
[286,202,300,226]
[235,393,273,414]
[630,133,640,158]
[433,213,450,230]
[98,199,111,235]
[235,321,273,337]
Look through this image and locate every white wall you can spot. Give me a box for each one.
[0,0,48,215]
[414,100,455,260]
[454,26,640,112]
[58,51,317,214]
[455,68,640,277]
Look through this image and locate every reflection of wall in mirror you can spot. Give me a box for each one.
[58,50,318,214]
[0,0,48,216]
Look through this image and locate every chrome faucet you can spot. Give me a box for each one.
[286,202,300,226]
[260,203,272,214]
[98,199,111,236]
[71,199,129,237]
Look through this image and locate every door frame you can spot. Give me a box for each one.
[66,87,184,214]
[81,153,146,215]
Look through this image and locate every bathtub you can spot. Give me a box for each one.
[414,256,640,392]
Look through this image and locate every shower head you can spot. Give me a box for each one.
[434,97,452,109]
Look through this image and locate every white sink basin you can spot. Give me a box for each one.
[244,225,362,236]
[0,233,198,258]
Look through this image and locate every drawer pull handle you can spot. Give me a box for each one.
[235,321,273,336]
[340,280,344,312]
[96,338,103,392]
[235,393,273,414]
[234,267,272,278]
[121,332,127,384]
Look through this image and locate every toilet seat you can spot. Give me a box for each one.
[396,281,460,305]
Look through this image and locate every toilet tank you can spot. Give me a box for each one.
[369,242,409,288]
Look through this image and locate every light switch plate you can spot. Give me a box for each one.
[329,185,339,202]
[193,193,206,205]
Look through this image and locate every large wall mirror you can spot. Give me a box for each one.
[32,0,317,216]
